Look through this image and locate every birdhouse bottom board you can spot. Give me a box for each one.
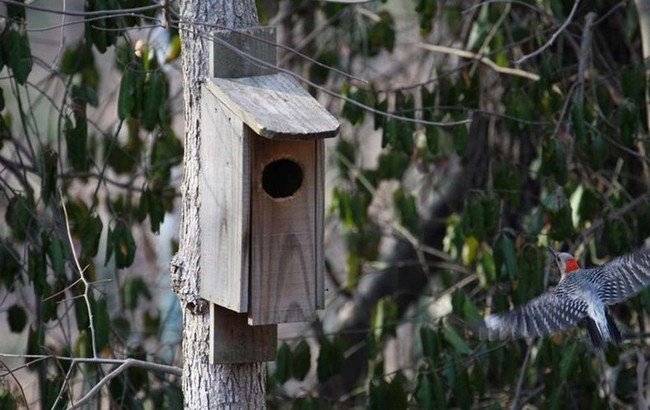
[248,132,324,325]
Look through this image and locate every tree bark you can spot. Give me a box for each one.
[173,1,265,408]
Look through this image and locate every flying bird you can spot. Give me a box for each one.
[481,246,650,348]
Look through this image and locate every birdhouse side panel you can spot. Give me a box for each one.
[199,88,250,312]
[249,134,320,324]
[315,139,325,309]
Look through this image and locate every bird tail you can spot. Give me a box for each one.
[605,309,621,345]
[586,318,605,349]
[586,310,621,349]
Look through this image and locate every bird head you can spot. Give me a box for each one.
[548,247,581,281]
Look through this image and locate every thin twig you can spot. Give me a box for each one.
[575,12,596,107]
[516,0,582,65]
[637,349,648,408]
[67,358,180,409]
[60,190,98,358]
[0,0,161,17]
[417,43,548,84]
[176,20,471,128]
[510,342,533,410]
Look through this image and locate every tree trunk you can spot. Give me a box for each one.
[172,1,266,408]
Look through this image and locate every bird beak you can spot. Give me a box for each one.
[548,247,557,257]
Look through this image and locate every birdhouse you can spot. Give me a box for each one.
[199,26,339,344]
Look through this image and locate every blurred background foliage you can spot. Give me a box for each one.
[1,0,650,408]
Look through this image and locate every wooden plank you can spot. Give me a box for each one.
[199,87,249,312]
[210,27,277,78]
[249,133,318,325]
[206,73,339,140]
[315,139,325,309]
[210,304,277,364]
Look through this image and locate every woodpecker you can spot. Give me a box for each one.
[481,246,650,348]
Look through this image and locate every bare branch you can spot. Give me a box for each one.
[515,0,582,65]
[67,358,180,409]
[0,0,161,17]
[510,342,533,410]
[60,190,98,358]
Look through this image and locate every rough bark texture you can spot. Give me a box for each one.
[173,1,266,408]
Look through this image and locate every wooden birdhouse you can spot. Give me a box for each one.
[199,27,338,362]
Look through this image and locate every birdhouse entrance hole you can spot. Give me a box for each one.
[262,159,303,198]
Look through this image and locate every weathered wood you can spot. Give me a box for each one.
[199,87,249,312]
[249,133,320,324]
[177,0,266,405]
[205,73,339,140]
[210,304,277,363]
[315,139,325,308]
[210,27,277,78]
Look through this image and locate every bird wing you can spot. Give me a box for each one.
[481,292,588,340]
[595,246,650,305]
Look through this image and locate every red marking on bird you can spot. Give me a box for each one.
[565,258,580,273]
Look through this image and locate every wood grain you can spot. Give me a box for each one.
[210,304,277,363]
[205,73,339,140]
[199,88,249,312]
[249,133,321,324]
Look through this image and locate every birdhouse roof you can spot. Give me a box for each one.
[205,73,339,140]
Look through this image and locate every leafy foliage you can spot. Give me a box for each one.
[264,1,650,408]
[0,0,182,406]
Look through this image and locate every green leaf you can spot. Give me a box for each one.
[122,276,152,310]
[376,150,409,180]
[146,189,166,234]
[0,240,22,289]
[493,162,521,207]
[6,195,34,241]
[317,337,344,382]
[372,297,398,341]
[559,342,576,381]
[150,132,183,185]
[112,220,136,269]
[61,43,95,75]
[7,0,25,20]
[28,246,46,296]
[415,372,445,409]
[452,123,468,155]
[118,65,137,120]
[374,97,388,130]
[604,218,632,255]
[291,340,311,381]
[420,326,440,363]
[0,389,17,408]
[47,235,66,282]
[341,85,367,125]
[415,0,437,35]
[443,326,471,355]
[43,376,65,409]
[81,214,103,259]
[63,115,89,172]
[571,104,586,146]
[111,315,131,340]
[276,343,291,384]
[7,304,27,333]
[393,188,419,235]
[6,29,33,84]
[494,234,517,280]
[143,69,166,130]
[70,84,98,107]
[41,148,58,204]
[93,297,110,352]
[367,11,396,56]
[541,139,568,184]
